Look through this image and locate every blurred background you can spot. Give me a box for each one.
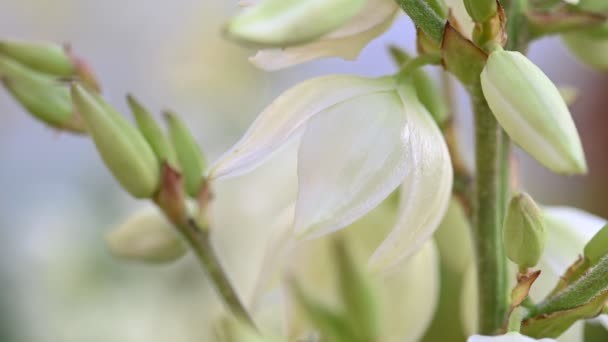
[0,0,606,341]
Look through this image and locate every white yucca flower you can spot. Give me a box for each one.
[209,74,453,271]
[228,0,399,70]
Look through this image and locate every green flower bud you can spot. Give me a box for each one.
[71,84,160,198]
[127,95,179,169]
[464,0,497,23]
[481,50,587,174]
[0,56,85,132]
[562,31,608,71]
[584,224,608,265]
[0,40,75,77]
[165,111,206,197]
[225,0,366,48]
[503,193,546,269]
[105,208,187,264]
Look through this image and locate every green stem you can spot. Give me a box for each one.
[472,83,508,334]
[394,0,446,42]
[507,307,528,332]
[177,218,256,327]
[534,254,608,316]
[497,130,511,226]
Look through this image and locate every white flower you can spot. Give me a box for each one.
[246,0,399,70]
[468,332,555,342]
[209,74,453,271]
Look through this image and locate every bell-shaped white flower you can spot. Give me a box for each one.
[210,74,452,271]
[247,0,399,71]
[468,332,555,342]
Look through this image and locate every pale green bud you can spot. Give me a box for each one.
[71,84,160,198]
[584,224,608,265]
[165,111,206,197]
[464,0,497,23]
[0,40,75,77]
[503,193,546,269]
[0,56,85,132]
[226,0,366,48]
[106,208,186,264]
[562,31,608,71]
[127,95,179,169]
[481,50,587,174]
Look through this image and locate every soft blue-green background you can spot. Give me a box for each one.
[0,1,606,341]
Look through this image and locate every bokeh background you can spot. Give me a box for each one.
[0,1,606,341]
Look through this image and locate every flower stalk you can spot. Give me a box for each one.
[472,83,508,334]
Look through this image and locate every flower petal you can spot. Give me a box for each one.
[249,0,397,71]
[368,84,453,271]
[467,332,555,342]
[209,75,395,179]
[543,207,607,275]
[294,90,411,237]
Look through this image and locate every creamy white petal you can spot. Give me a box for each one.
[382,240,440,342]
[249,0,397,71]
[209,75,395,179]
[468,332,555,342]
[368,84,453,271]
[294,91,411,237]
[543,206,607,275]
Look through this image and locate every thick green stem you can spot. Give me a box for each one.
[177,218,256,327]
[394,0,446,42]
[497,130,511,224]
[472,84,508,333]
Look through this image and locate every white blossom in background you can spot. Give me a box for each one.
[228,0,399,70]
[209,74,453,271]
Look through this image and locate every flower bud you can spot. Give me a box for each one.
[503,193,546,269]
[0,56,85,132]
[225,0,366,48]
[105,208,187,263]
[0,40,75,76]
[127,95,179,169]
[71,84,160,198]
[481,50,587,174]
[464,0,497,23]
[165,111,206,197]
[583,224,608,265]
[562,31,608,71]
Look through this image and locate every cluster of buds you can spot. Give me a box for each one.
[0,40,99,132]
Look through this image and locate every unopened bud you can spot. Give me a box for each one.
[481,50,587,174]
[0,56,85,132]
[127,95,179,169]
[503,193,546,269]
[71,84,160,198]
[225,0,365,47]
[584,224,608,266]
[165,111,206,197]
[464,0,497,23]
[0,40,75,77]
[106,208,186,264]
